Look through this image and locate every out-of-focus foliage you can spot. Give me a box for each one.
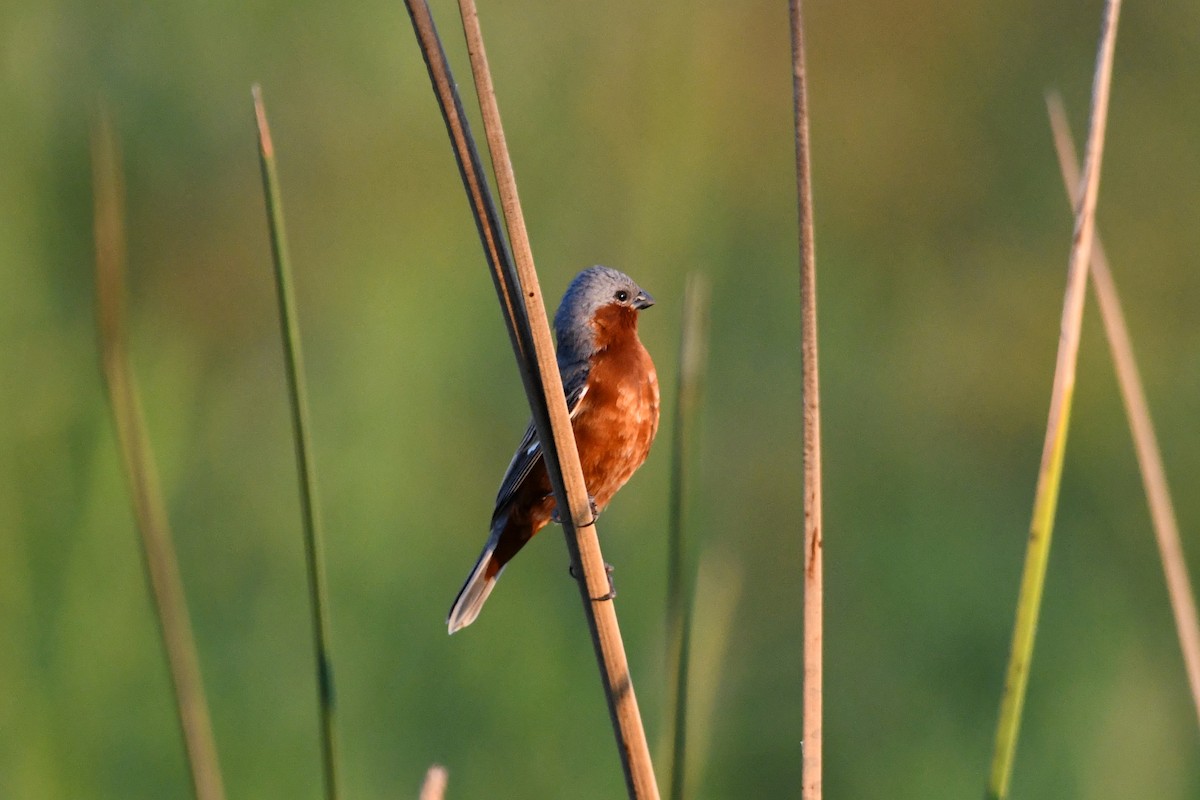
[3,1,1199,798]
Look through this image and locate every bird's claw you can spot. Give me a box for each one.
[567,561,617,601]
[550,495,600,527]
[596,562,617,601]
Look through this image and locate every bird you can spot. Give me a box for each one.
[447,266,660,634]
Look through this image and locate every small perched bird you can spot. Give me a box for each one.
[447,266,660,634]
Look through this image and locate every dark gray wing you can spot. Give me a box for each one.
[491,360,590,515]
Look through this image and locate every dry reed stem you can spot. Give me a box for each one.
[1046,93,1200,731]
[787,2,823,798]
[987,3,1122,797]
[92,111,227,800]
[418,764,448,800]
[403,1,659,795]
[455,3,659,795]
[252,85,341,800]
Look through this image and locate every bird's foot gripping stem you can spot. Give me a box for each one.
[550,495,599,527]
[568,561,617,601]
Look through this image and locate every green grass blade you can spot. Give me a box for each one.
[685,549,743,792]
[92,109,227,800]
[985,3,1122,797]
[665,274,710,800]
[252,85,341,800]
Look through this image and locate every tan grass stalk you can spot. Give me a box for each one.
[1046,93,1200,730]
[418,764,448,800]
[455,3,659,794]
[92,111,227,800]
[986,3,1122,797]
[787,2,823,798]
[403,1,660,795]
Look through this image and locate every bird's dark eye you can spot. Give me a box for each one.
[615,290,629,303]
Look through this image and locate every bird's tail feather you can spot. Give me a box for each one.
[447,534,504,634]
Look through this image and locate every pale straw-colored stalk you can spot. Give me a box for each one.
[418,764,448,800]
[787,2,824,798]
[1046,92,1200,731]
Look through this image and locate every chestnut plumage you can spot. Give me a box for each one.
[447,266,659,633]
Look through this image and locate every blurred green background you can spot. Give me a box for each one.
[4,0,1199,797]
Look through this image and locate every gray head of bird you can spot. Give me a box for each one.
[553,266,655,362]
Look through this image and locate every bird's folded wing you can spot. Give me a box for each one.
[491,363,590,515]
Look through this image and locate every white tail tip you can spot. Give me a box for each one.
[447,545,503,634]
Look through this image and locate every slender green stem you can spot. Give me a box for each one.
[986,3,1122,797]
[665,274,710,800]
[92,109,227,800]
[252,85,340,800]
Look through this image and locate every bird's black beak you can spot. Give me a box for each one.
[633,290,655,310]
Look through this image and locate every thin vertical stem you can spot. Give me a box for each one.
[402,1,660,795]
[252,85,341,800]
[92,110,227,800]
[665,274,710,800]
[788,2,823,799]
[986,3,1122,797]
[1046,93,1200,732]
[455,2,659,794]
